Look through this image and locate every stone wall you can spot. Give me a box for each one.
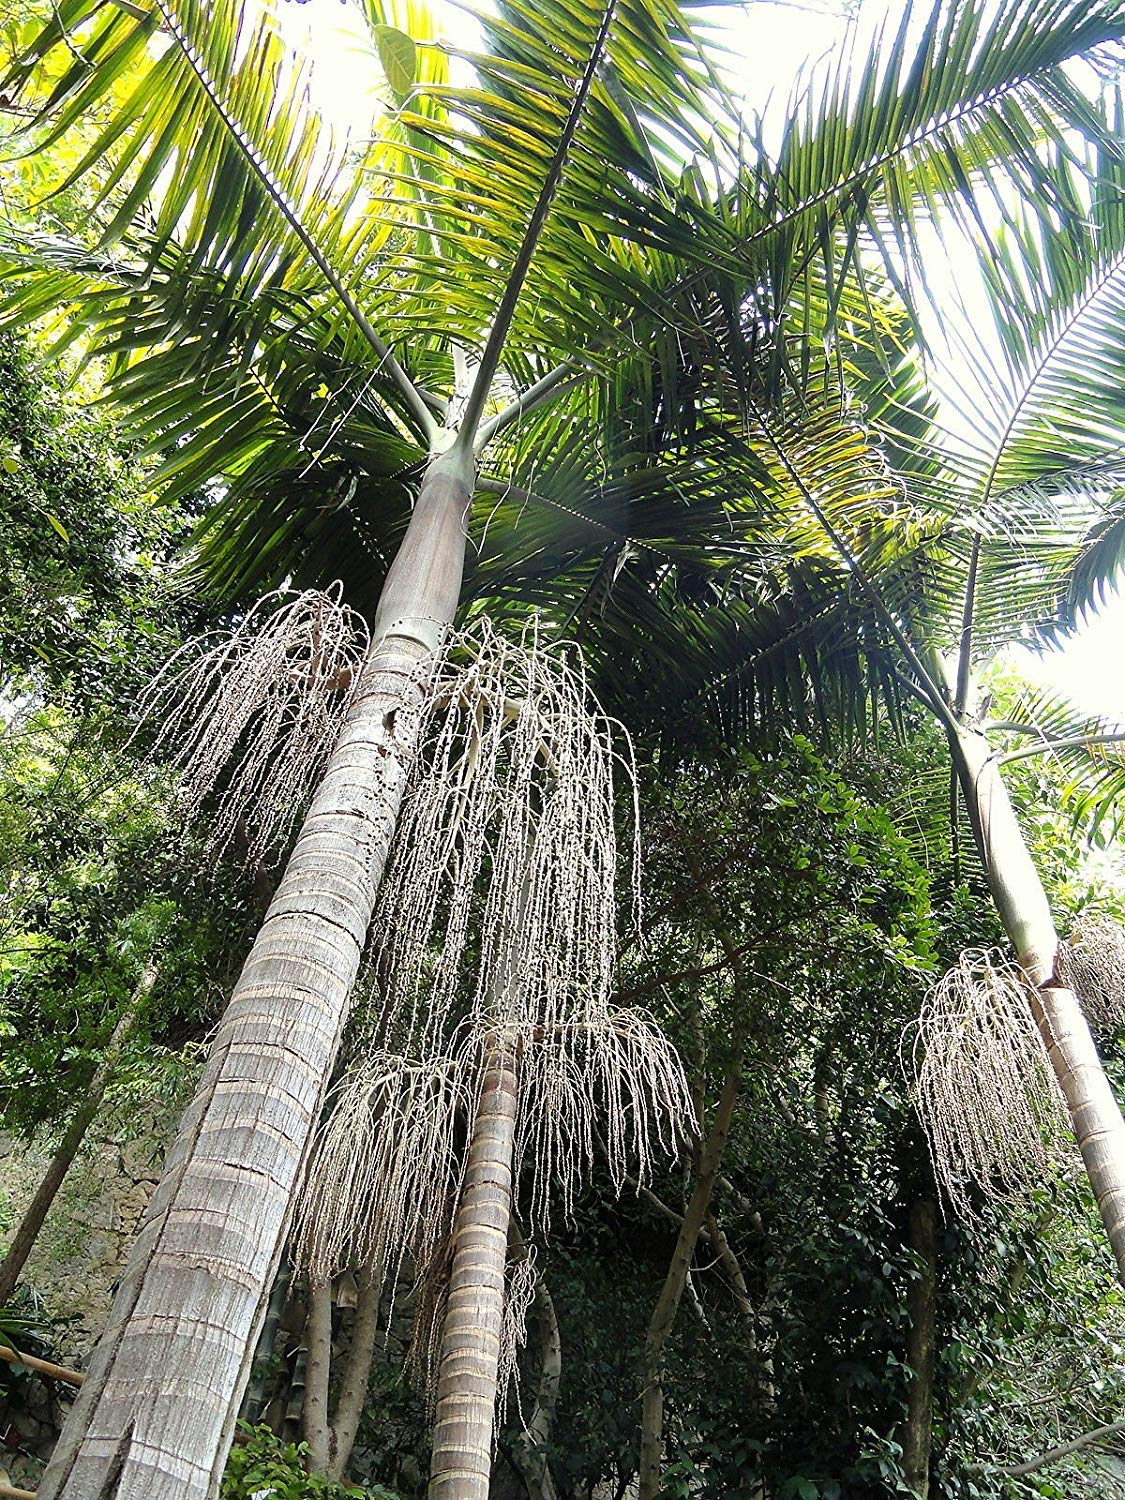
[0,1102,177,1363]
[0,1100,178,1490]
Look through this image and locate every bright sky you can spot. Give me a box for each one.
[281,0,1125,727]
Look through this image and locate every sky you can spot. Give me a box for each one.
[279,0,1125,727]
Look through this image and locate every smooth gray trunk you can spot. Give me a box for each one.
[952,726,1125,1280]
[302,1279,334,1472]
[323,1268,380,1482]
[0,963,158,1308]
[39,449,474,1500]
[301,1269,380,1482]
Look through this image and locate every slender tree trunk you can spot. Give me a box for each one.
[638,1061,741,1500]
[302,1280,334,1473]
[301,1268,381,1481]
[324,1267,380,1482]
[428,1046,519,1500]
[952,726,1125,1280]
[902,1198,938,1500]
[39,448,474,1500]
[0,963,158,1308]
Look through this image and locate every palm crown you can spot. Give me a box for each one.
[5,0,1125,619]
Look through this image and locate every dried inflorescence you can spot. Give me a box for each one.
[513,1008,693,1231]
[293,1049,470,1290]
[295,620,693,1370]
[133,585,369,862]
[369,617,639,1056]
[1058,914,1125,1033]
[497,1244,539,1428]
[912,948,1069,1220]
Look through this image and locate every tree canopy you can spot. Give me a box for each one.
[3,1,1125,1498]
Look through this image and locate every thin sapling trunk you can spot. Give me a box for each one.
[302,1268,380,1480]
[0,963,158,1308]
[508,1219,561,1500]
[639,1058,742,1500]
[902,1198,938,1500]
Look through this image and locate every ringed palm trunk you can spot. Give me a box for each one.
[39,446,474,1500]
[428,1043,520,1500]
[0,963,157,1309]
[951,725,1125,1280]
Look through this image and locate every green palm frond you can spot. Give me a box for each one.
[989,684,1125,839]
[476,361,942,740]
[5,0,1125,646]
[717,0,1125,343]
[900,121,1125,692]
[1059,496,1125,625]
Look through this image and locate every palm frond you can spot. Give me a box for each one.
[992,684,1125,841]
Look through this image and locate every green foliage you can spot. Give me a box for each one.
[1,0,1124,1491]
[220,1425,400,1500]
[0,704,255,1132]
[527,1220,655,1498]
[0,1284,74,1425]
[489,738,940,1498]
[348,1356,431,1499]
[935,1180,1125,1498]
[0,340,256,1136]
[0,332,187,706]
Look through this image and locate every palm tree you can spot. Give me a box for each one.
[554,124,1125,1276]
[3,0,1125,1492]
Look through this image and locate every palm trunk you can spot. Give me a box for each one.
[902,1198,938,1500]
[638,1062,741,1500]
[952,726,1125,1279]
[39,448,474,1500]
[428,1045,519,1500]
[0,963,157,1308]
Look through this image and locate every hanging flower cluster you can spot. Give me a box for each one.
[294,620,693,1324]
[133,585,369,862]
[911,947,1069,1220]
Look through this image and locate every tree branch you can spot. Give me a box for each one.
[476,367,587,450]
[997,1419,1125,1478]
[149,0,438,443]
[326,1267,380,1482]
[455,1,618,447]
[614,943,754,1004]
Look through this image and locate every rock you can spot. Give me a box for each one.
[120,1136,162,1182]
[0,1101,178,1364]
